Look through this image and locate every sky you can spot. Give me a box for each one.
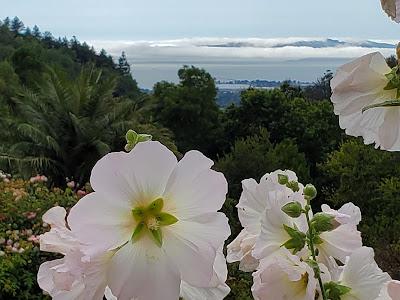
[1,0,399,40]
[2,0,400,87]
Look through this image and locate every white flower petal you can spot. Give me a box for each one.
[108,239,181,300]
[163,150,227,219]
[164,213,230,287]
[321,203,361,226]
[341,247,391,300]
[68,192,134,251]
[318,224,362,264]
[91,141,177,205]
[226,229,258,271]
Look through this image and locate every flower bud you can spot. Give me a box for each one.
[286,180,300,192]
[304,184,317,201]
[311,213,335,233]
[278,174,289,185]
[281,201,303,218]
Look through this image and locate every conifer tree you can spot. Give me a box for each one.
[10,16,24,33]
[32,25,41,38]
[117,51,131,75]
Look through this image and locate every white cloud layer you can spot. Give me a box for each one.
[89,37,397,62]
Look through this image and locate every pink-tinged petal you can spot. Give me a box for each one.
[341,247,391,300]
[331,52,400,151]
[107,238,180,300]
[40,207,79,255]
[37,259,86,300]
[321,203,361,226]
[163,150,227,219]
[68,192,134,251]
[227,229,258,272]
[377,280,400,300]
[252,250,316,300]
[91,141,177,205]
[164,213,230,287]
[318,224,362,264]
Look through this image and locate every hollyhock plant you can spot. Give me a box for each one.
[331,52,400,151]
[381,0,400,23]
[227,170,300,271]
[63,141,230,300]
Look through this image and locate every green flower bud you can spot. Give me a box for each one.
[304,184,317,201]
[281,201,303,218]
[311,213,335,233]
[278,174,289,185]
[286,180,300,192]
[124,130,152,152]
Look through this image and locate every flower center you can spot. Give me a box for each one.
[131,198,178,247]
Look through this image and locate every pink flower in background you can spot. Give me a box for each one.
[67,180,76,189]
[77,190,87,198]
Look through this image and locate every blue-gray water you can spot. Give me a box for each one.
[132,58,351,89]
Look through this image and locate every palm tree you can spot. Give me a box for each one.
[0,65,146,186]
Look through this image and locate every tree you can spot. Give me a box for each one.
[0,66,143,185]
[24,26,32,36]
[303,70,333,101]
[152,65,221,156]
[2,17,10,28]
[32,25,41,38]
[10,16,24,34]
[117,51,131,75]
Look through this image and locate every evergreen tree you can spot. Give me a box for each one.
[24,26,32,36]
[10,16,24,33]
[117,51,131,75]
[3,17,10,28]
[32,25,41,38]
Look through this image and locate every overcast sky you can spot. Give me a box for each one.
[1,0,399,40]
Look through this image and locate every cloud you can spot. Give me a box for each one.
[88,37,397,62]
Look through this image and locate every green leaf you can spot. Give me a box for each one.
[150,228,163,247]
[362,99,400,113]
[147,198,164,214]
[157,212,179,226]
[282,224,306,253]
[137,134,152,143]
[132,222,145,242]
[324,281,351,300]
[126,129,138,143]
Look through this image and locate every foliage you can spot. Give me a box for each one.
[0,178,79,299]
[0,66,143,186]
[320,139,400,277]
[152,65,221,156]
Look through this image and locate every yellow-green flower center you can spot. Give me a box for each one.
[131,198,178,247]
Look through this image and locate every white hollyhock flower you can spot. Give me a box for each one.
[330,247,391,300]
[67,141,231,300]
[377,280,400,300]
[251,249,319,300]
[316,203,362,264]
[381,0,400,23]
[227,170,301,271]
[252,191,308,260]
[331,52,400,151]
[321,203,361,227]
[37,206,112,300]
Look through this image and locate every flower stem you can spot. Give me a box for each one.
[304,204,327,300]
